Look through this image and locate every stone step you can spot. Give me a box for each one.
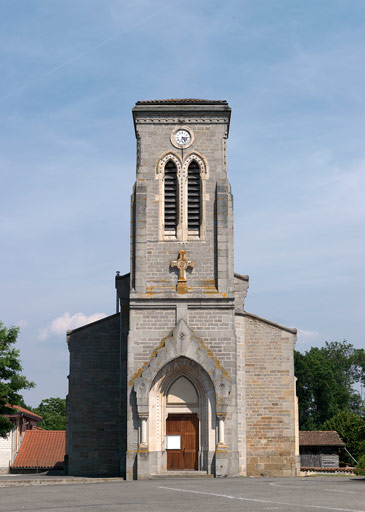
[151,471,213,479]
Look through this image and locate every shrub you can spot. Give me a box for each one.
[354,454,365,476]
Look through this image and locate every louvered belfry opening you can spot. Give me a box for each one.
[164,160,178,235]
[188,161,201,235]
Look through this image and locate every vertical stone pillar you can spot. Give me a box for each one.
[140,416,148,448]
[215,415,228,477]
[133,181,147,293]
[137,414,150,479]
[218,417,225,445]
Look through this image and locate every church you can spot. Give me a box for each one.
[66,99,299,479]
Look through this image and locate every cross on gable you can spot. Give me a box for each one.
[170,250,194,294]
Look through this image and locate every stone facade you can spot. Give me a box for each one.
[66,99,299,478]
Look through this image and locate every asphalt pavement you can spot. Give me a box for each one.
[0,476,364,512]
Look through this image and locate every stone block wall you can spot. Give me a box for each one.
[235,314,247,475]
[127,304,237,387]
[188,307,236,374]
[243,312,297,476]
[128,307,176,369]
[67,314,126,476]
[130,179,234,299]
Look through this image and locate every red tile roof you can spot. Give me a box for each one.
[135,99,228,105]
[299,431,345,447]
[12,430,65,469]
[5,404,42,421]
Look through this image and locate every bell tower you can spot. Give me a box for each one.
[122,99,241,479]
[129,99,234,298]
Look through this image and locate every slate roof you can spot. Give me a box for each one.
[135,99,228,105]
[5,404,42,421]
[12,430,66,469]
[299,431,345,447]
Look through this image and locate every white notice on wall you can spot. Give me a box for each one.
[166,435,181,450]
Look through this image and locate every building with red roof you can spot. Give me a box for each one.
[11,430,65,471]
[0,405,42,473]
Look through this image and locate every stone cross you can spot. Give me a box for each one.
[170,250,194,294]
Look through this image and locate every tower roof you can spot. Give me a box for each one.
[132,99,231,137]
[135,99,228,105]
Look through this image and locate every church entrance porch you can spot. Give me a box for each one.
[130,320,233,479]
[166,413,199,470]
[147,356,217,476]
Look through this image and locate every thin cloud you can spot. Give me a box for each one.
[38,312,107,341]
[0,1,177,104]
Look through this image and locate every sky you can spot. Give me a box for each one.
[1,0,364,407]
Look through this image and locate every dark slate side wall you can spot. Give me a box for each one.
[66,313,127,476]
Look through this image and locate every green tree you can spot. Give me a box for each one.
[33,397,66,430]
[322,409,365,465]
[354,454,365,476]
[295,340,364,430]
[0,322,35,438]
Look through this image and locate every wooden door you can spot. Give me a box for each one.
[166,414,199,470]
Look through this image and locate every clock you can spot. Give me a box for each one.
[171,126,194,148]
[174,130,191,146]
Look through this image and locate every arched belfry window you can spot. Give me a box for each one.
[164,160,178,235]
[158,151,206,241]
[187,161,201,236]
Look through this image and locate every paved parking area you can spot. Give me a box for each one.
[0,476,364,512]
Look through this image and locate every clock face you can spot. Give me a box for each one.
[170,126,194,148]
[174,129,191,146]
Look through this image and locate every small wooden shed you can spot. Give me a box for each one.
[299,431,345,468]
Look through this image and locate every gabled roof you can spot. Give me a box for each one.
[5,404,42,421]
[12,430,65,469]
[234,272,249,281]
[299,431,345,447]
[66,312,119,335]
[236,311,297,334]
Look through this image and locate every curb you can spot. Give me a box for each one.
[0,477,125,488]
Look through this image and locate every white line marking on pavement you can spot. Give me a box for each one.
[271,483,365,496]
[325,489,365,495]
[270,482,307,489]
[159,486,365,512]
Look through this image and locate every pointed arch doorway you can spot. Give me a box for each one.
[148,357,217,474]
[166,377,199,470]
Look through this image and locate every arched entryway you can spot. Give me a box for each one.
[166,377,199,470]
[148,357,216,474]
